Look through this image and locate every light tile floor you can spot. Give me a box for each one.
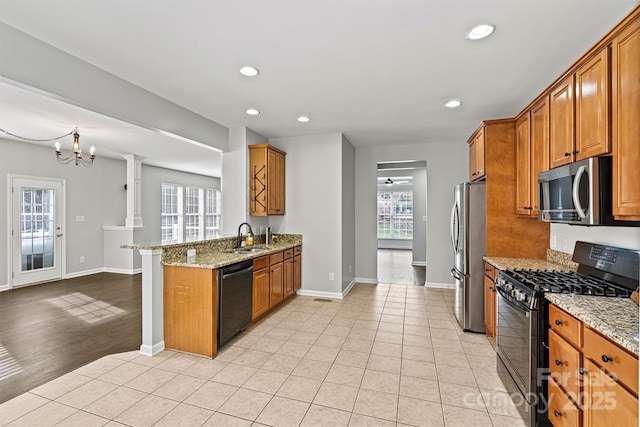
[0,283,527,427]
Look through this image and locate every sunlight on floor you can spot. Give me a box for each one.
[47,292,126,324]
[0,344,23,381]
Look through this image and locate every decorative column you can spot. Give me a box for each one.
[123,154,144,228]
[139,248,165,356]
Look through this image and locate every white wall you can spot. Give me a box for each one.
[269,133,345,296]
[550,223,640,253]
[355,142,468,286]
[341,136,356,292]
[0,138,125,286]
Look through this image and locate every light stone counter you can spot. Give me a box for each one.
[545,293,639,356]
[483,257,573,272]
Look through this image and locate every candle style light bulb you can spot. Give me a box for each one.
[90,146,95,156]
[55,142,60,152]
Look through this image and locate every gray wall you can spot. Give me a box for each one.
[0,137,221,287]
[222,127,268,237]
[355,142,468,285]
[269,133,345,296]
[0,138,125,285]
[341,136,356,292]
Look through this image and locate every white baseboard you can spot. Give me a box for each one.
[425,281,455,289]
[296,289,344,300]
[341,278,357,298]
[355,277,378,284]
[103,267,142,275]
[139,341,165,357]
[65,268,105,279]
[412,261,427,267]
[0,283,9,292]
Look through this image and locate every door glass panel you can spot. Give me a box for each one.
[20,187,55,272]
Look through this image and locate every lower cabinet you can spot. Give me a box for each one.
[547,304,638,427]
[163,265,217,358]
[252,245,302,321]
[252,256,270,320]
[483,262,497,337]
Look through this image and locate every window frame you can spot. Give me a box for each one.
[161,183,221,244]
[377,190,413,240]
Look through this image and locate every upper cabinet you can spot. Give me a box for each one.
[249,144,286,216]
[468,126,485,181]
[612,15,640,220]
[549,74,576,168]
[549,48,611,169]
[575,48,611,160]
[516,97,550,217]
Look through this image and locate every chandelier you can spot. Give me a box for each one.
[0,127,96,167]
[55,129,95,167]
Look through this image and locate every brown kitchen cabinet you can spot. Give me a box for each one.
[547,304,639,427]
[483,262,496,337]
[612,15,640,220]
[283,248,294,297]
[269,251,284,307]
[293,245,302,291]
[163,265,217,357]
[468,126,485,181]
[515,113,532,216]
[249,144,286,216]
[252,256,270,320]
[550,74,576,169]
[575,48,611,161]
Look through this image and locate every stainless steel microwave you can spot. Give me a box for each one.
[538,156,638,226]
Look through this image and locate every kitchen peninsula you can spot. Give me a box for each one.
[124,234,302,357]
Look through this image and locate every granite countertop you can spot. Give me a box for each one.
[162,238,301,269]
[483,257,572,272]
[545,293,639,356]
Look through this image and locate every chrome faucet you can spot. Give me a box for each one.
[236,222,254,248]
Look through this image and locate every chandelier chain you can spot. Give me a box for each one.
[0,127,77,142]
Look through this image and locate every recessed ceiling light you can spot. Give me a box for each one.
[445,100,462,108]
[297,116,310,123]
[466,24,495,40]
[246,108,260,115]
[239,66,259,77]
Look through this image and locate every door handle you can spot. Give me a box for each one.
[56,233,63,237]
[572,165,587,219]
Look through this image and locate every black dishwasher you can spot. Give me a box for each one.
[217,259,253,347]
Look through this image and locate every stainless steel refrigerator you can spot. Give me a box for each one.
[450,181,486,332]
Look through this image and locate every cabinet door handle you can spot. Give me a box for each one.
[573,150,579,154]
[555,319,563,326]
[564,152,571,157]
[601,354,613,363]
[578,368,588,375]
[554,410,562,417]
[555,359,563,366]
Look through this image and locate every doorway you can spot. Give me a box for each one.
[376,161,427,285]
[9,176,65,287]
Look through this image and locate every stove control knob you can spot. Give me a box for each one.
[516,292,527,303]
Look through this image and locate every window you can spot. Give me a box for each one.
[377,191,413,239]
[206,188,221,239]
[161,184,221,244]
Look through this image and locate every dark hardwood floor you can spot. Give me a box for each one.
[0,273,141,403]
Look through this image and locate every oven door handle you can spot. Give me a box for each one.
[496,286,530,315]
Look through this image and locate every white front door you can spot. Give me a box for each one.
[10,176,65,287]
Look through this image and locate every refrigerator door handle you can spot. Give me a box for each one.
[450,202,459,252]
[450,267,466,280]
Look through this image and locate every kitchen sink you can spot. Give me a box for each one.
[229,247,269,254]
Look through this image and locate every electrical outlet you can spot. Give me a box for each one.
[79,256,85,263]
[349,265,352,273]
[562,237,568,251]
[329,273,334,280]
[75,216,85,222]
[551,235,557,248]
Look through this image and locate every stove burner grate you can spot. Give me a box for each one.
[503,269,632,298]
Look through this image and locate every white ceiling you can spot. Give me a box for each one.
[0,0,637,177]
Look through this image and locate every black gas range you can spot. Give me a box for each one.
[494,241,639,427]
